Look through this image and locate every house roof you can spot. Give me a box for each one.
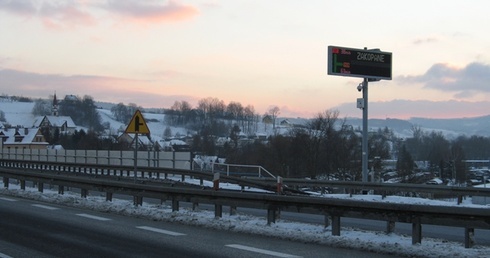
[119,133,155,145]
[0,128,47,145]
[33,115,77,128]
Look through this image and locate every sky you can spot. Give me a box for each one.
[1,0,490,119]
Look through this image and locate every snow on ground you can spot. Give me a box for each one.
[1,180,489,258]
[0,101,36,127]
[97,108,190,139]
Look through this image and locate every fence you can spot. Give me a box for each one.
[0,148,192,170]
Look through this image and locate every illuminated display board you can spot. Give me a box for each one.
[327,46,392,80]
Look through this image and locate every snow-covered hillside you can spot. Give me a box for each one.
[1,100,489,140]
[0,101,36,128]
[0,100,188,140]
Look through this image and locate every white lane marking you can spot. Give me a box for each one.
[76,213,111,221]
[226,244,302,258]
[0,197,17,202]
[226,245,301,258]
[0,252,13,258]
[32,204,59,210]
[136,226,186,236]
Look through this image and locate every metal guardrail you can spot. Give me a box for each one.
[0,161,489,248]
[2,158,490,202]
[245,177,490,204]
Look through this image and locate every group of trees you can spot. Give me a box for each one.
[222,110,394,180]
[402,128,474,183]
[110,103,143,124]
[196,107,486,184]
[59,95,104,132]
[32,95,105,132]
[165,98,280,136]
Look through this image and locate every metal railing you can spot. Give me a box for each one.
[192,160,275,178]
[0,165,488,249]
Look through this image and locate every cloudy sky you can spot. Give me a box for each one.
[1,0,490,119]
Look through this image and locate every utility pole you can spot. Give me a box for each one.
[361,77,369,182]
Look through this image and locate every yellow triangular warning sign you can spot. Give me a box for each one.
[125,110,150,134]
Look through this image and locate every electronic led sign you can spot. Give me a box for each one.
[327,46,392,80]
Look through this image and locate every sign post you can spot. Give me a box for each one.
[125,110,150,182]
[327,46,392,182]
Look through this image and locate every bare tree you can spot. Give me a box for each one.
[243,105,256,134]
[268,106,280,130]
[226,101,244,124]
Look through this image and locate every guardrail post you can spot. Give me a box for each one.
[465,228,475,248]
[332,215,340,236]
[3,177,8,188]
[172,197,179,211]
[267,207,276,225]
[214,204,222,218]
[106,192,113,202]
[81,189,88,198]
[20,180,25,190]
[386,221,395,233]
[457,195,463,205]
[412,219,422,245]
[38,182,44,193]
[58,185,64,195]
[134,196,143,206]
[213,172,220,191]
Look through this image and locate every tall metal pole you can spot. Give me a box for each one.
[362,78,369,182]
[134,133,138,182]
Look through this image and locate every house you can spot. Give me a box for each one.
[118,133,161,150]
[33,115,77,135]
[32,93,77,135]
[280,119,292,127]
[159,138,190,152]
[0,127,49,150]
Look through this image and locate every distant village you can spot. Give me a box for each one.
[0,94,165,152]
[0,94,300,153]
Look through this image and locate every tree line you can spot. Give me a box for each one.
[164,97,282,136]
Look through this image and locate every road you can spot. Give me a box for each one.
[0,195,393,258]
[7,181,490,247]
[40,184,490,247]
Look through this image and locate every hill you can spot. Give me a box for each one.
[1,99,489,139]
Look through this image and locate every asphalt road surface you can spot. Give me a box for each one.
[0,195,394,258]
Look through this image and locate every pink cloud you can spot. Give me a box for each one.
[106,0,199,24]
[41,4,97,30]
[0,0,198,30]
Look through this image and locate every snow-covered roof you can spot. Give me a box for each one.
[33,115,77,128]
[0,127,46,145]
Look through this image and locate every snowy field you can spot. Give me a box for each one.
[1,179,490,258]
